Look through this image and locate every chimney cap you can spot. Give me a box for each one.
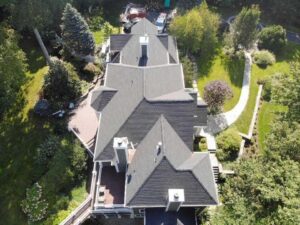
[139,35,149,45]
[168,189,185,202]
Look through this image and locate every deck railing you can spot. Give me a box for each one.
[59,195,92,225]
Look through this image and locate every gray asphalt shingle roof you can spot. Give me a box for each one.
[91,18,216,208]
[110,34,132,51]
[125,116,218,206]
[131,18,158,35]
[93,63,206,161]
[120,34,169,66]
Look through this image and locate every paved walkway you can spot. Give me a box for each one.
[205,52,252,134]
[196,51,252,150]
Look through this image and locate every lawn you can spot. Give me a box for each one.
[92,25,120,45]
[234,43,300,134]
[257,102,286,152]
[197,51,244,112]
[0,38,50,225]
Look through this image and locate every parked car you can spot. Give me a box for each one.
[155,13,167,33]
[120,3,146,23]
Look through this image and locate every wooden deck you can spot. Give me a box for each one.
[100,167,125,205]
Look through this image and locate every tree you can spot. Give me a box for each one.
[265,120,300,162]
[11,0,71,63]
[226,5,260,50]
[61,3,95,57]
[258,25,287,54]
[0,25,27,118]
[169,1,219,56]
[203,80,233,113]
[211,158,300,225]
[43,58,81,106]
[21,183,48,223]
[216,127,241,161]
[266,0,300,28]
[271,60,300,122]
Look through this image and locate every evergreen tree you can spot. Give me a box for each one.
[226,5,260,50]
[43,58,81,105]
[61,3,95,56]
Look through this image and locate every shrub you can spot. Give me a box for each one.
[21,183,48,223]
[81,62,101,81]
[253,50,276,67]
[216,128,241,161]
[181,56,195,88]
[204,80,233,114]
[258,25,287,54]
[36,135,60,166]
[70,141,87,181]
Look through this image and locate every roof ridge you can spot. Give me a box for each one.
[160,115,166,156]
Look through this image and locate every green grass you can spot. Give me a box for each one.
[197,51,244,111]
[93,30,106,45]
[257,102,286,152]
[43,182,88,225]
[234,43,300,134]
[93,27,120,45]
[0,50,50,225]
[0,38,88,225]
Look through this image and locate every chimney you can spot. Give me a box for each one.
[113,137,129,172]
[139,34,149,58]
[166,189,185,212]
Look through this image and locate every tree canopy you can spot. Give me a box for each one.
[169,1,219,56]
[61,3,95,57]
[258,25,287,54]
[0,25,27,118]
[226,5,260,50]
[43,58,81,106]
[11,0,70,33]
[211,158,300,225]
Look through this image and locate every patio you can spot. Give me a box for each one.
[68,90,99,153]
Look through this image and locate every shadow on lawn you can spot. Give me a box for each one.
[20,36,46,74]
[222,55,244,87]
[0,94,53,225]
[197,44,223,78]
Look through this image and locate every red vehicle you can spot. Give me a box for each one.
[120,3,146,23]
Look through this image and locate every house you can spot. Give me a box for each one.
[89,18,218,224]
